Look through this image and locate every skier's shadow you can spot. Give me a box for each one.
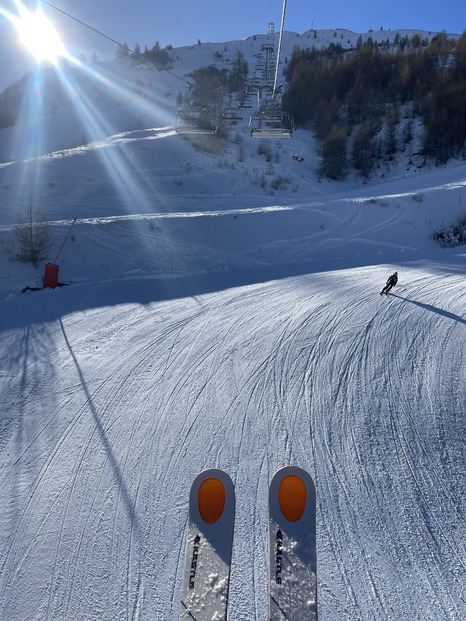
[390,294,466,325]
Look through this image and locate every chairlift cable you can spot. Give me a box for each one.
[39,1,193,86]
[273,0,287,98]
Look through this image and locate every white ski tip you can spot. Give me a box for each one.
[268,466,317,621]
[189,468,235,527]
[269,466,316,525]
[178,469,235,621]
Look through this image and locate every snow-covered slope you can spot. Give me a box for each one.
[0,30,465,621]
[1,250,464,620]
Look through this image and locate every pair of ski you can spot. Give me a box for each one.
[178,466,317,620]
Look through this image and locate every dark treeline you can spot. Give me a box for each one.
[0,70,73,131]
[284,31,466,178]
[122,41,172,69]
[186,50,249,108]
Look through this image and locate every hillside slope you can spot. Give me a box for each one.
[0,30,465,621]
[0,252,465,620]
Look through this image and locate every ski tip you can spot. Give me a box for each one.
[279,474,307,522]
[190,469,235,526]
[270,466,316,523]
[198,477,226,524]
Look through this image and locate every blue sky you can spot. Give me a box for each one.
[1,0,465,89]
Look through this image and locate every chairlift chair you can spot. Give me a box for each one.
[222,108,244,121]
[175,108,217,135]
[249,108,294,138]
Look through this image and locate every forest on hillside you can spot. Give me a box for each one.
[283,31,466,178]
[1,31,466,180]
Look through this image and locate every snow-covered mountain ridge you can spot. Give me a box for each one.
[0,27,460,159]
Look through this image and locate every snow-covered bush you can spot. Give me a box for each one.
[271,175,291,191]
[432,212,466,247]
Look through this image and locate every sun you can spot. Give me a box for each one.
[16,6,65,64]
[4,3,65,64]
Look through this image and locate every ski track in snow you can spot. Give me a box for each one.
[0,264,465,620]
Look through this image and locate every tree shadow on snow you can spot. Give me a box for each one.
[58,318,143,538]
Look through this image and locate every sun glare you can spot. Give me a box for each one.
[3,2,65,64]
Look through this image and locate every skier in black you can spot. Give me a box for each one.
[380,272,398,295]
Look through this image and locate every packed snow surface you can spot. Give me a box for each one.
[0,30,465,621]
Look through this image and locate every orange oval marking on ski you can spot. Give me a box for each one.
[279,475,306,522]
[198,477,225,524]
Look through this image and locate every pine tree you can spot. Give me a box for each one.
[15,203,52,267]
[228,50,249,93]
[454,31,466,79]
[352,121,375,177]
[116,43,129,58]
[319,124,349,180]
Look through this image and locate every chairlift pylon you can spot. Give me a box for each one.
[248,0,294,139]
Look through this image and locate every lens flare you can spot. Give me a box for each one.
[1,1,66,64]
